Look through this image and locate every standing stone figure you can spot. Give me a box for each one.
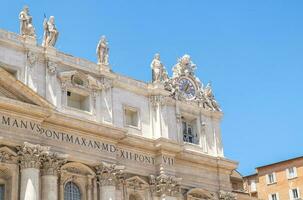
[151,53,168,83]
[42,16,59,47]
[96,36,109,65]
[19,6,36,37]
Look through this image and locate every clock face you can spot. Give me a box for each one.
[179,78,196,100]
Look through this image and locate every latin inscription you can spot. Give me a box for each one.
[1,115,174,166]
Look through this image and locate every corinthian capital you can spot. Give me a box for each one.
[17,142,50,169]
[219,190,237,200]
[149,172,182,197]
[41,153,67,176]
[95,162,125,186]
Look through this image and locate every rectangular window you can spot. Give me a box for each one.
[287,167,297,179]
[267,173,276,184]
[250,180,257,192]
[67,91,90,112]
[269,193,279,200]
[0,185,4,200]
[290,188,300,200]
[124,107,139,128]
[182,120,198,144]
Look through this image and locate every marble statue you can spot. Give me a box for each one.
[42,16,59,47]
[151,53,169,83]
[172,54,196,78]
[19,6,36,37]
[203,83,221,111]
[96,36,109,65]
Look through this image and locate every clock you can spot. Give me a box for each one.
[178,77,196,100]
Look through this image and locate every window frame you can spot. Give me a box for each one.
[66,89,91,113]
[268,193,279,200]
[123,105,141,130]
[266,172,277,185]
[182,117,199,145]
[64,181,81,200]
[287,167,298,180]
[289,188,300,200]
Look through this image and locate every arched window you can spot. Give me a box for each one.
[64,182,81,200]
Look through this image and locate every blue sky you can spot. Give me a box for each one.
[1,0,303,175]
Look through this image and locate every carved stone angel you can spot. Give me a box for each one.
[151,53,169,83]
[203,83,221,111]
[172,54,196,78]
[96,36,109,65]
[42,16,59,47]
[19,6,36,37]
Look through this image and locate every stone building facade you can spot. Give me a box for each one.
[244,156,303,200]
[0,6,251,200]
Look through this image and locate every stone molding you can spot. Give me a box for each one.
[17,142,50,169]
[47,60,57,75]
[0,146,18,163]
[150,171,182,197]
[95,162,125,186]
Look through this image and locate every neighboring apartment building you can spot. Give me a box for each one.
[244,156,303,200]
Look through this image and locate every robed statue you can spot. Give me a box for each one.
[42,16,59,47]
[96,36,109,65]
[19,6,36,37]
[151,53,168,83]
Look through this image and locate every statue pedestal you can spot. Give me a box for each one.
[44,46,57,56]
[23,36,37,46]
[98,63,111,72]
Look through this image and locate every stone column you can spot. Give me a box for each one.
[17,142,49,200]
[95,162,125,200]
[41,153,66,200]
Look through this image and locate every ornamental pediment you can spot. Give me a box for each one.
[58,70,107,91]
[0,67,54,109]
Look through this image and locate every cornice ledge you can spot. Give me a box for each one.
[117,133,155,150]
[154,137,183,153]
[177,150,238,169]
[46,111,127,140]
[0,96,53,121]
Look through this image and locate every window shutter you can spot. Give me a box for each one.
[297,188,300,198]
[268,194,272,200]
[294,167,298,178]
[273,172,277,182]
[266,174,270,184]
[286,168,290,179]
[289,189,293,200]
[277,193,280,200]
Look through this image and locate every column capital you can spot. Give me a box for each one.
[218,190,236,200]
[95,162,125,186]
[41,153,67,176]
[17,142,50,169]
[150,170,182,197]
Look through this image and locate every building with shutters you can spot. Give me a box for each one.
[244,156,303,200]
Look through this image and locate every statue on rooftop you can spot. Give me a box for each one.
[203,83,221,111]
[19,6,36,37]
[172,54,196,78]
[96,36,109,66]
[151,53,169,83]
[42,16,59,47]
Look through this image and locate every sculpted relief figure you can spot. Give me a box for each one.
[172,54,196,78]
[96,36,109,65]
[203,83,221,111]
[42,16,59,47]
[151,53,169,83]
[19,6,36,37]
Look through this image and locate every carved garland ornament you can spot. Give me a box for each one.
[149,172,182,197]
[95,162,125,186]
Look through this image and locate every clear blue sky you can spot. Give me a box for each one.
[1,0,302,175]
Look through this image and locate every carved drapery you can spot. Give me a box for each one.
[95,162,125,186]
